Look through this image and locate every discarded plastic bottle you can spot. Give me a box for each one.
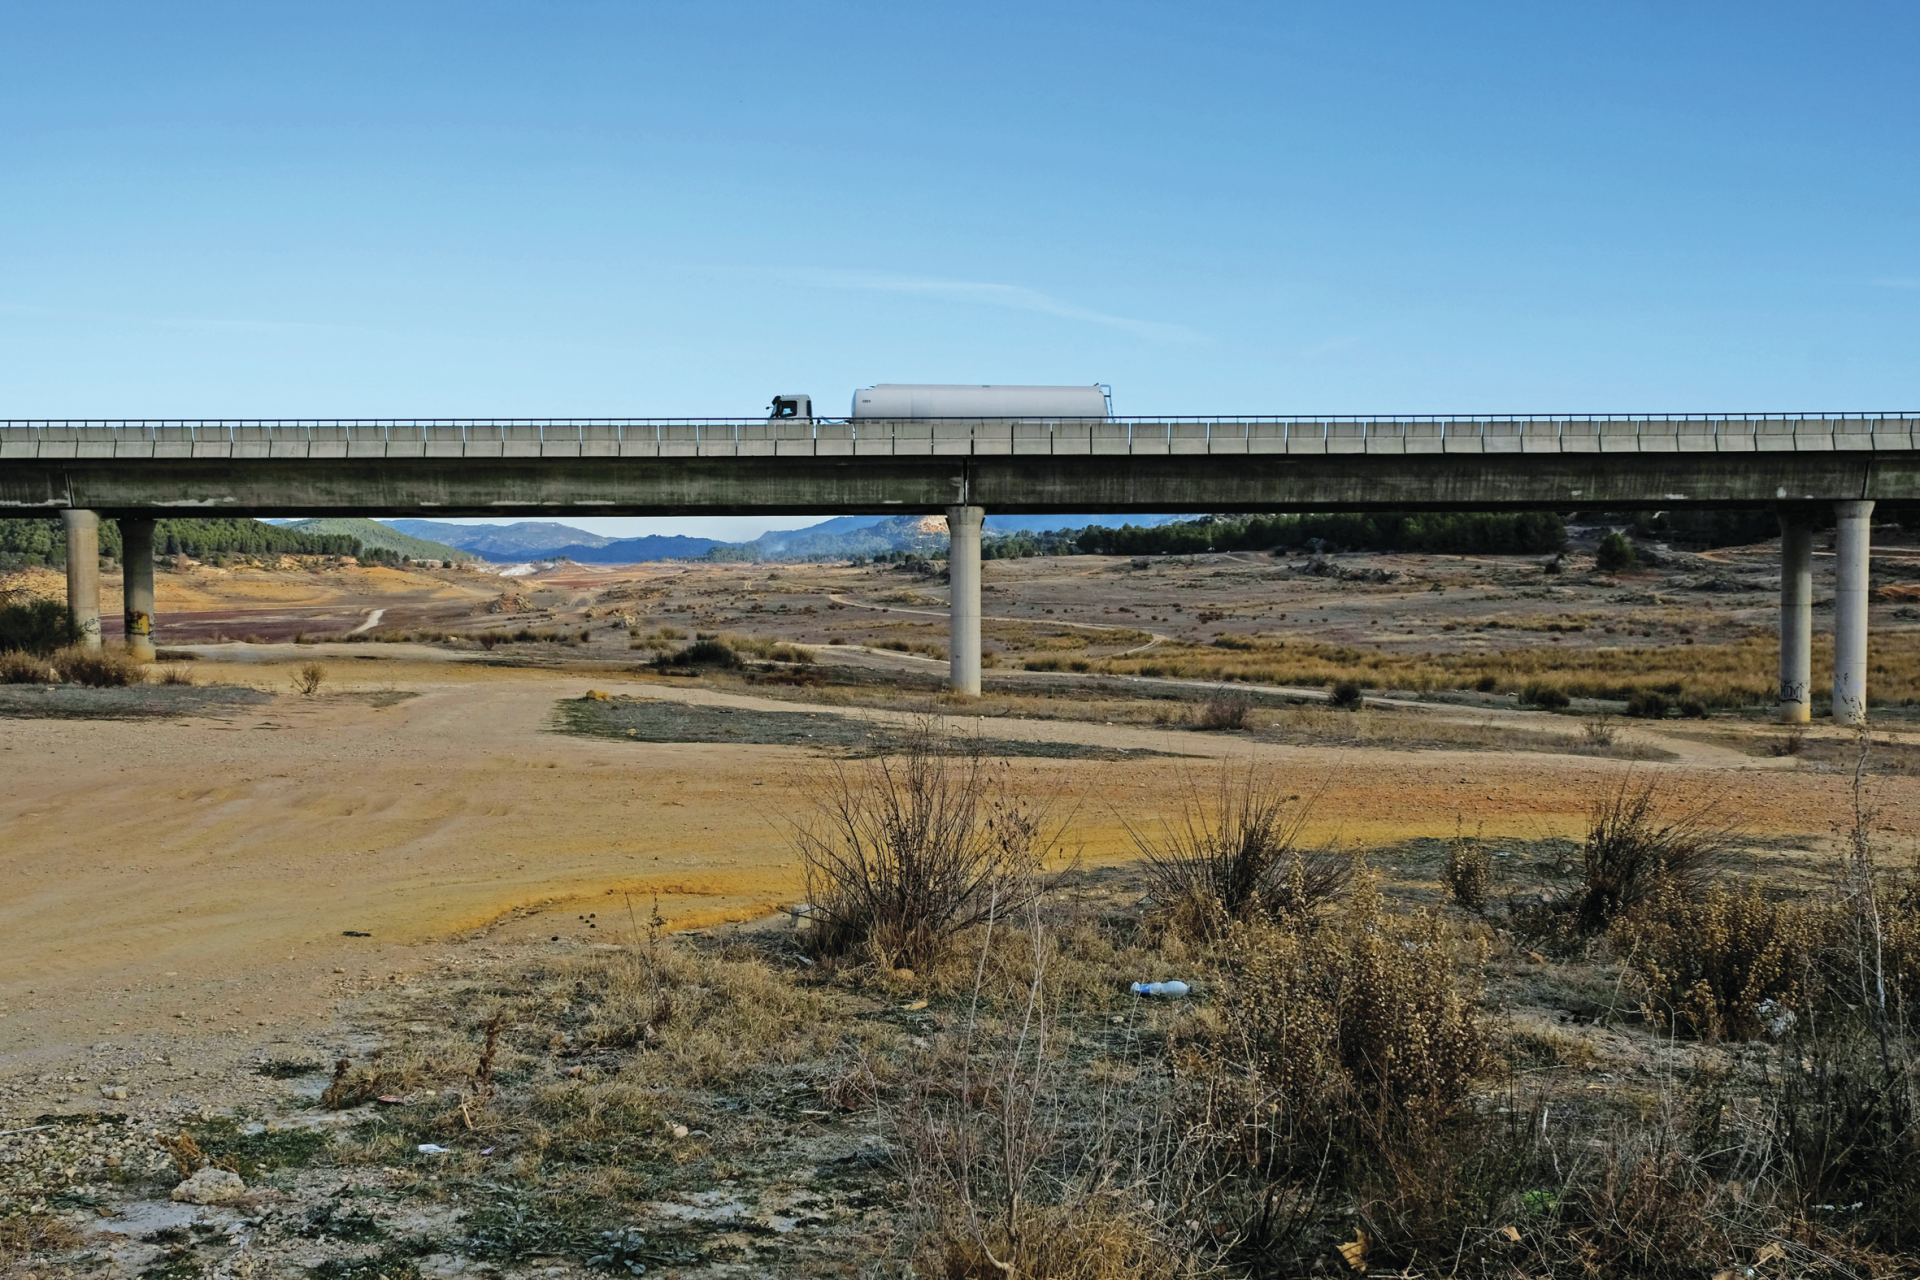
[1130,981,1190,997]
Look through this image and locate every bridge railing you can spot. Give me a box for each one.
[2,415,1915,459]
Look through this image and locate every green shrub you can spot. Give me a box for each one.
[1595,531,1638,572]
[0,599,78,655]
[1519,682,1570,710]
[663,638,740,668]
[1625,689,1670,719]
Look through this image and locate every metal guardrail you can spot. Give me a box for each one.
[2,414,1917,460]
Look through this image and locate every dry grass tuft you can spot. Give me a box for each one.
[0,650,54,683]
[292,661,327,696]
[915,1199,1195,1280]
[1130,767,1347,939]
[790,723,1060,973]
[50,644,144,686]
[1194,688,1252,730]
[1574,773,1736,933]
[0,1214,85,1265]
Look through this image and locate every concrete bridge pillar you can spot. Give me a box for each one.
[120,518,157,662]
[61,509,102,651]
[1777,512,1815,723]
[1832,499,1874,725]
[946,504,984,696]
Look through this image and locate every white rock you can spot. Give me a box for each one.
[171,1167,247,1205]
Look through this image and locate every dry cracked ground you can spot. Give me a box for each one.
[4,539,1920,1278]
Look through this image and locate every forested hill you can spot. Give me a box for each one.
[280,518,463,561]
[1064,511,1568,558]
[0,517,459,571]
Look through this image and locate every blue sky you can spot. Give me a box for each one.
[4,2,1915,538]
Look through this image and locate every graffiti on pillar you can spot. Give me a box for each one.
[1777,679,1807,705]
[128,612,152,638]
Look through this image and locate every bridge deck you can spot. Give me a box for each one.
[4,415,1918,460]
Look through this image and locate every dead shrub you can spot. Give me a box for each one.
[0,650,54,683]
[1129,766,1346,939]
[1443,825,1493,912]
[900,906,1199,1280]
[1580,714,1619,748]
[790,723,1058,973]
[320,1056,389,1109]
[292,661,327,697]
[159,663,195,686]
[1185,865,1499,1268]
[1574,774,1735,933]
[1209,865,1489,1122]
[1560,1125,1736,1277]
[0,1213,85,1264]
[915,1199,1193,1280]
[1885,870,1920,1014]
[50,644,143,686]
[1773,1023,1920,1253]
[1612,876,1825,1039]
[1194,689,1252,731]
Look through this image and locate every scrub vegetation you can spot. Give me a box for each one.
[15,741,1908,1278]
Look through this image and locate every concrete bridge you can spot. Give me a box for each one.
[5,412,1916,724]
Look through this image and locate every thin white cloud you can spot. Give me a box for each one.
[0,298,398,339]
[1871,277,1920,290]
[1292,336,1356,362]
[786,270,1203,343]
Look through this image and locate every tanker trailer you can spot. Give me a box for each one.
[849,384,1110,419]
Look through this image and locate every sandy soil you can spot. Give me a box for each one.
[4,652,1915,1082]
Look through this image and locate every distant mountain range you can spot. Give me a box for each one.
[380,514,1183,564]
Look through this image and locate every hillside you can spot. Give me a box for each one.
[282,518,464,561]
[386,519,616,557]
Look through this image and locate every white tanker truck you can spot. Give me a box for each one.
[767,384,1111,421]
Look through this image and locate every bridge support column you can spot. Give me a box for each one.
[120,519,157,662]
[1832,500,1874,725]
[61,509,102,651]
[946,504,984,696]
[1777,512,1814,723]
